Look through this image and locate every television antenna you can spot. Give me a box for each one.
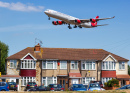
[35,38,43,46]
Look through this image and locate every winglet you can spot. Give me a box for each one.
[113,16,115,18]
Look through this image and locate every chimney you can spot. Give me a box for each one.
[34,43,40,52]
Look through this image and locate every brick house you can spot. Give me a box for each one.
[3,44,130,91]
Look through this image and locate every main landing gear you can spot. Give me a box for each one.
[68,24,72,29]
[73,25,77,28]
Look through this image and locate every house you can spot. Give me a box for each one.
[3,44,129,91]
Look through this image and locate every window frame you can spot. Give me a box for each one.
[21,77,35,86]
[60,61,67,69]
[102,61,116,70]
[71,61,78,70]
[42,60,57,69]
[119,62,125,70]
[21,59,36,69]
[42,77,57,86]
[81,61,96,70]
[10,60,17,69]
[102,77,112,86]
[82,77,95,85]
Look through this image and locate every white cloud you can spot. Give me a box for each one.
[0,1,44,12]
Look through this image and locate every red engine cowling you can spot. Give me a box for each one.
[57,21,63,25]
[52,21,57,25]
[75,19,81,24]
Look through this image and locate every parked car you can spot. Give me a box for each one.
[88,83,104,91]
[47,84,64,91]
[25,82,37,91]
[27,85,49,91]
[84,85,88,90]
[68,84,87,91]
[116,85,130,90]
[0,82,9,91]
[7,82,17,91]
[90,81,103,88]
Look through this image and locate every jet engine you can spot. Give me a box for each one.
[52,21,57,25]
[75,19,81,24]
[90,18,97,27]
[56,21,63,25]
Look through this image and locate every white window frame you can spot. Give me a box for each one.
[42,61,57,69]
[81,61,96,70]
[102,61,116,70]
[82,77,95,85]
[119,62,125,70]
[102,77,112,86]
[10,60,17,68]
[21,77,35,86]
[42,77,57,86]
[21,59,36,69]
[60,61,67,69]
[71,61,78,69]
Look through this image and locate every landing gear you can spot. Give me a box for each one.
[68,24,72,29]
[48,17,50,20]
[73,25,77,28]
[78,25,82,28]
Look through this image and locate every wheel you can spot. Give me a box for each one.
[68,26,72,29]
[1,89,6,91]
[48,17,50,20]
[73,25,77,28]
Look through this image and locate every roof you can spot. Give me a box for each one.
[69,73,81,78]
[116,75,130,79]
[1,75,21,79]
[6,47,129,61]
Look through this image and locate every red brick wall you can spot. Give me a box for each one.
[20,69,36,77]
[101,71,116,77]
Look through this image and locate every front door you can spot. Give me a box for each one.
[57,76,68,91]
[72,79,79,84]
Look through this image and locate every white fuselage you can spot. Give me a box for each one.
[44,9,93,28]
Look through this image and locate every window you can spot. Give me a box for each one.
[119,62,125,70]
[102,61,116,70]
[102,77,112,86]
[42,77,57,86]
[10,60,17,68]
[60,61,67,69]
[82,77,95,85]
[21,77,35,86]
[21,60,36,69]
[81,61,95,70]
[71,61,78,69]
[42,61,57,69]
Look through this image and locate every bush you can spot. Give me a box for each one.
[105,79,119,87]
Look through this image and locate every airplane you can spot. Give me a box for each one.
[44,9,115,29]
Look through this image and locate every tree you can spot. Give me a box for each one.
[128,65,130,75]
[0,41,9,75]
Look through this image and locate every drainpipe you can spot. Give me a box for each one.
[96,61,98,81]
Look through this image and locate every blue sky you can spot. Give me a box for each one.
[0,0,130,64]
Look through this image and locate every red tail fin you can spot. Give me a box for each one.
[95,16,99,19]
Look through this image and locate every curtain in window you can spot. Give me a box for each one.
[47,77,53,85]
[89,62,92,70]
[75,62,77,69]
[47,62,53,69]
[61,61,67,69]
[86,62,89,70]
[43,62,46,69]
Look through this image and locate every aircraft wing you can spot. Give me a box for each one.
[96,16,115,21]
[69,16,115,23]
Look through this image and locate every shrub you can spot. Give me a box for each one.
[106,79,119,87]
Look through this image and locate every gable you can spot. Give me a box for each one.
[103,54,117,62]
[20,53,37,60]
[24,55,33,59]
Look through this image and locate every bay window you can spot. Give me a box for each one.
[81,61,95,70]
[119,62,125,70]
[102,61,116,70]
[42,61,57,69]
[60,61,67,69]
[10,60,17,68]
[102,77,112,86]
[82,77,95,85]
[42,77,57,86]
[21,77,35,86]
[71,61,78,69]
[21,60,36,69]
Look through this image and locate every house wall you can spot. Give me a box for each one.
[7,60,20,75]
[36,60,41,86]
[116,61,128,75]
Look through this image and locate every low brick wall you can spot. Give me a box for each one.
[103,87,119,90]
